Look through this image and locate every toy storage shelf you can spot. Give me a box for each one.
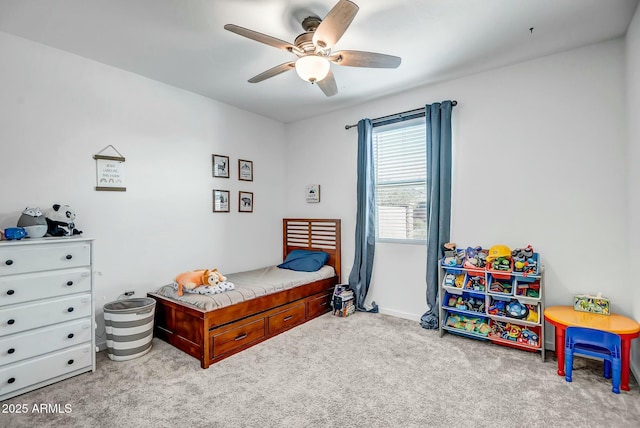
[438,252,545,362]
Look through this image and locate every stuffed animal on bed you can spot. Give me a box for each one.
[175,268,227,296]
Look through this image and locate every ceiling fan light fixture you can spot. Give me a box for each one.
[295,55,330,83]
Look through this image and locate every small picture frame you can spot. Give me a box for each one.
[239,191,254,213]
[238,159,253,181]
[213,189,230,212]
[305,184,320,203]
[212,154,229,178]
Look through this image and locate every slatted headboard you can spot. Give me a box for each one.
[283,218,341,279]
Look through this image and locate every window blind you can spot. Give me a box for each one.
[373,118,427,241]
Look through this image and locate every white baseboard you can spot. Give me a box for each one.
[377,307,421,322]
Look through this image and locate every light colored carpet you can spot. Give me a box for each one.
[2,312,639,428]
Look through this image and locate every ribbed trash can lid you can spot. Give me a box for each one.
[104,297,155,312]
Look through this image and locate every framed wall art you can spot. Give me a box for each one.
[94,145,126,191]
[238,159,253,181]
[213,189,230,212]
[238,191,253,213]
[305,184,320,203]
[212,154,229,178]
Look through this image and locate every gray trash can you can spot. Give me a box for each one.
[103,298,156,361]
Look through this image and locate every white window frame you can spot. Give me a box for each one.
[372,117,427,245]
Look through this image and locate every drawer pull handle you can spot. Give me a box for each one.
[283,315,293,322]
[234,333,247,341]
[8,377,15,384]
[67,359,74,365]
[6,289,14,295]
[5,260,13,266]
[7,319,15,325]
[67,281,74,286]
[65,254,73,260]
[319,301,327,306]
[67,307,74,313]
[68,333,74,339]
[7,348,15,354]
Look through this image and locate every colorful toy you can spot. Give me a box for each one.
[505,324,522,341]
[506,301,529,319]
[45,204,82,237]
[445,314,490,336]
[175,268,226,296]
[444,274,456,286]
[486,244,511,263]
[464,246,488,269]
[465,276,485,291]
[526,306,539,323]
[17,207,47,238]
[574,293,610,315]
[3,227,27,240]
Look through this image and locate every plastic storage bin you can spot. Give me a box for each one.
[103,298,156,361]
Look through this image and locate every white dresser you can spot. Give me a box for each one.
[0,237,95,401]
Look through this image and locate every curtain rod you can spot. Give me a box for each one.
[344,100,457,130]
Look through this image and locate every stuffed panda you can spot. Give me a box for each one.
[17,207,48,238]
[45,204,82,237]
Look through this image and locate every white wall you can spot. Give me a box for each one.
[626,2,640,381]
[285,39,629,344]
[0,32,287,347]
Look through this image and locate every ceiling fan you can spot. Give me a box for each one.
[224,0,401,97]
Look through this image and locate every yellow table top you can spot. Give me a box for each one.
[544,305,640,335]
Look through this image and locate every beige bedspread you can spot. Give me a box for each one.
[155,265,336,311]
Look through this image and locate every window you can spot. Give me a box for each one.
[373,117,427,242]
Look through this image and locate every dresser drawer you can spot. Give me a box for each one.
[0,242,90,276]
[0,293,92,337]
[0,268,91,307]
[0,343,92,397]
[0,318,92,366]
[306,292,332,319]
[212,318,265,357]
[268,303,305,335]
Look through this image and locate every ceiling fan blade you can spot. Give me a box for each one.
[317,70,338,97]
[248,61,296,83]
[224,24,299,54]
[312,0,359,49]
[330,50,401,68]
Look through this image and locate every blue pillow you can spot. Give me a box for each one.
[278,250,329,272]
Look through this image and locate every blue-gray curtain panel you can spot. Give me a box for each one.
[348,118,378,313]
[420,101,453,329]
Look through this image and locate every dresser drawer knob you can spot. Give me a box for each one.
[6,289,15,295]
[5,260,13,266]
[65,254,73,260]
[234,333,247,341]
[67,359,74,365]
[67,307,74,313]
[7,319,15,325]
[68,333,74,339]
[8,377,15,384]
[283,315,293,322]
[66,281,74,286]
[7,348,15,354]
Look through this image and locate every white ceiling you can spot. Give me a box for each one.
[0,0,637,123]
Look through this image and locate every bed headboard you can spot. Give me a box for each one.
[283,218,341,280]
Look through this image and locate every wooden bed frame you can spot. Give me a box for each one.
[147,218,341,368]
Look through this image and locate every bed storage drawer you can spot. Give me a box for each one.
[306,292,332,319]
[268,303,305,335]
[212,318,265,357]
